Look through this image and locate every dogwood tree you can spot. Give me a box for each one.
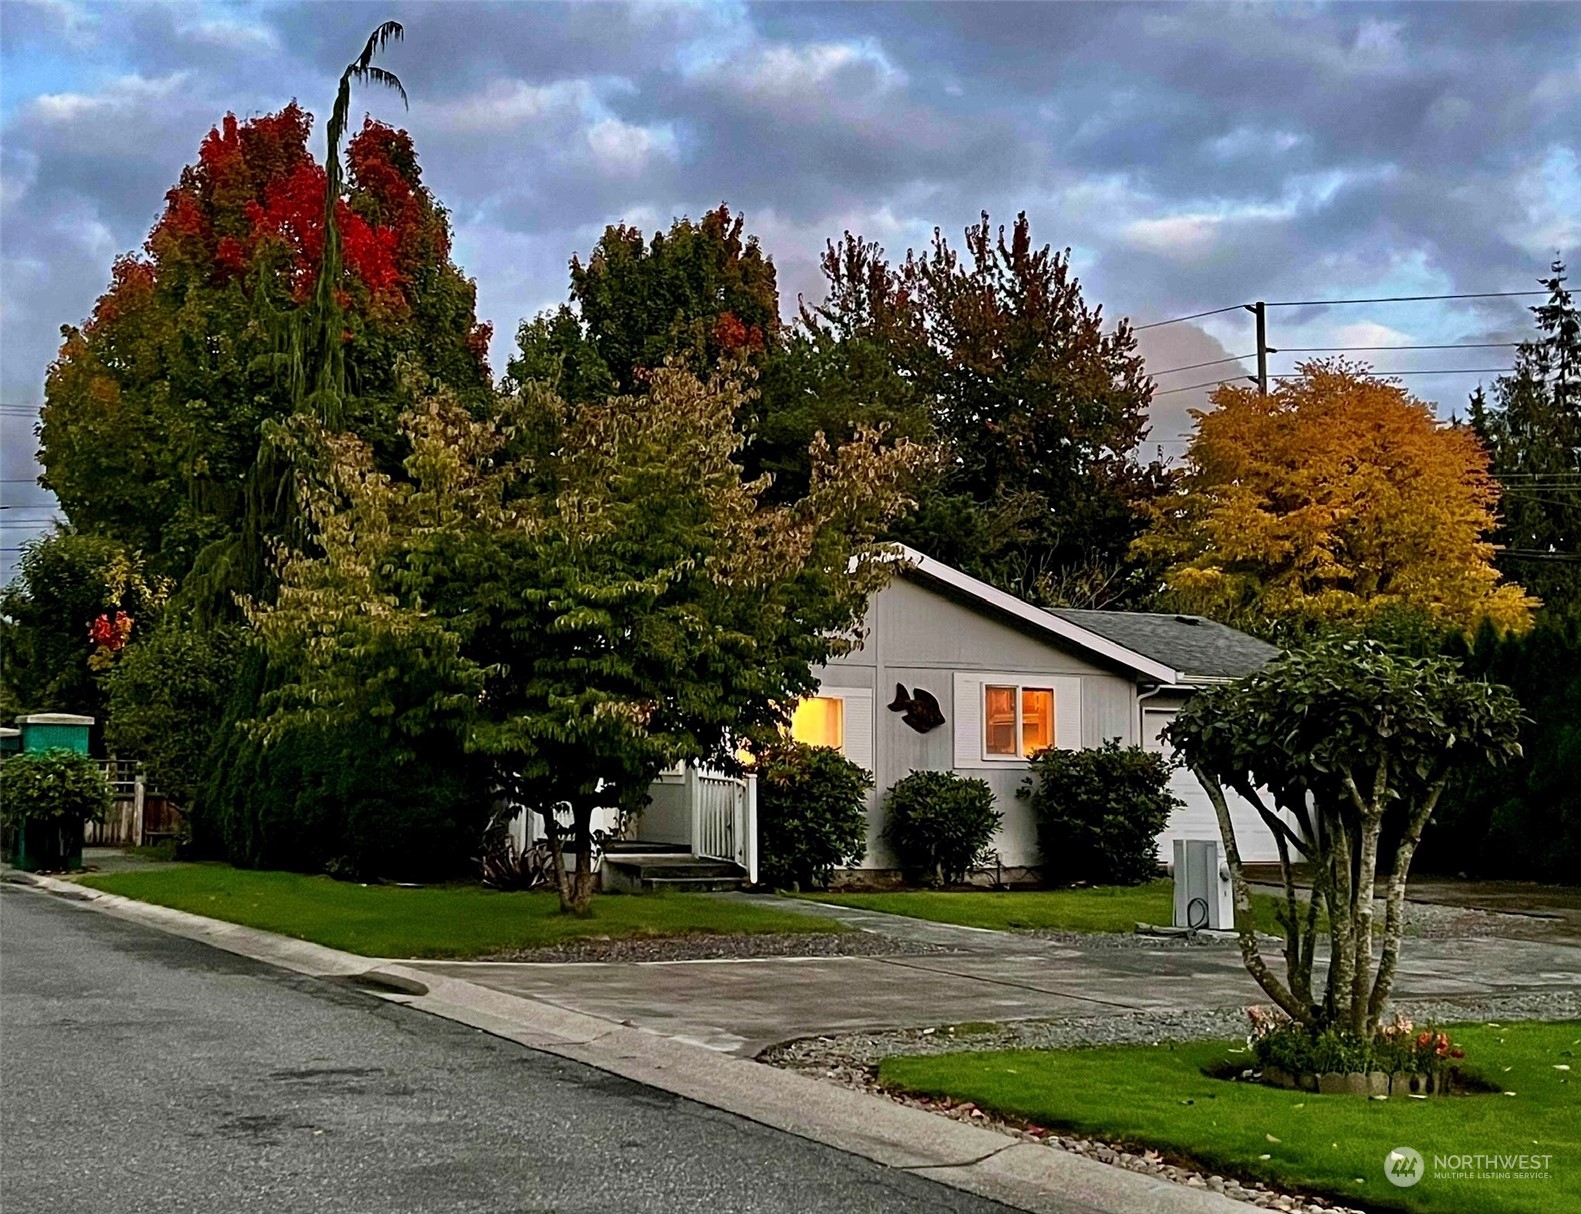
[1166,640,1522,1037]
[252,364,925,911]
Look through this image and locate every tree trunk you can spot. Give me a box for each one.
[538,805,577,912]
[1343,762,1389,1035]
[561,796,598,915]
[1195,767,1309,1024]
[1368,779,1447,1029]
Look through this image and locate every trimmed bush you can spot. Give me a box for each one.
[757,741,871,890]
[1,748,112,870]
[0,748,112,828]
[884,770,1001,886]
[1019,740,1180,885]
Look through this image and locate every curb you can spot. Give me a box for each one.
[8,872,1243,1214]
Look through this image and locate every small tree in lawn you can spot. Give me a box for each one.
[1166,641,1522,1037]
[253,363,924,912]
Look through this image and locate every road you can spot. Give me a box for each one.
[0,884,1012,1214]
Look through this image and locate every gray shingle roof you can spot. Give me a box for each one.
[1046,608,1278,681]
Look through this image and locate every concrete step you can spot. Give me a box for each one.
[642,875,751,894]
[601,840,691,856]
[602,854,747,894]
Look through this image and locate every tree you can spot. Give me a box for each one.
[1139,359,1536,634]
[1470,260,1581,620]
[0,533,167,719]
[250,364,925,911]
[507,203,779,399]
[1167,641,1522,1037]
[792,216,1166,606]
[1420,616,1581,882]
[103,621,242,806]
[37,27,489,588]
[752,233,934,505]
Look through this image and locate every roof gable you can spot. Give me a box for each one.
[892,547,1275,684]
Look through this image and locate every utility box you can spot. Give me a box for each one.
[1173,838,1234,931]
[19,713,94,755]
[0,727,20,757]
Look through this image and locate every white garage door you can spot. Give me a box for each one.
[1143,708,1284,865]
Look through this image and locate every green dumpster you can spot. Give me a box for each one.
[19,713,94,755]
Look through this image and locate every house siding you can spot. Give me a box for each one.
[815,576,1140,870]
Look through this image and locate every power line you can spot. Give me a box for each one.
[1501,549,1581,563]
[1154,376,1245,397]
[1132,304,1247,332]
[1276,342,1520,353]
[1152,354,1255,377]
[1154,364,1515,398]
[1266,290,1547,308]
[1129,288,1546,334]
[1273,367,1509,379]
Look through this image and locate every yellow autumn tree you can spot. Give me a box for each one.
[1137,359,1534,632]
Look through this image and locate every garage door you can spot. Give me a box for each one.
[1143,708,1284,864]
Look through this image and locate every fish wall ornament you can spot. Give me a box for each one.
[887,683,946,733]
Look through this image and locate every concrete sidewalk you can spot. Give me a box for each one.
[5,871,1242,1214]
[411,893,1581,1056]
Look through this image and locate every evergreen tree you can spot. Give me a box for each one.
[1472,260,1581,620]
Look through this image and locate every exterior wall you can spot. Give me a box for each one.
[816,576,1141,870]
[1142,694,1284,865]
[641,773,692,846]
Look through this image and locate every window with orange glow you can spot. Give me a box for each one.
[983,683,1056,758]
[790,696,845,751]
[984,685,1018,755]
[1021,688,1054,756]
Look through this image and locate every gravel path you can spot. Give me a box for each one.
[762,988,1581,1214]
[482,929,950,963]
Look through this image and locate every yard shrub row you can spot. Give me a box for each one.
[756,739,1176,890]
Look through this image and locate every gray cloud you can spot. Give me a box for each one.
[2,0,1576,579]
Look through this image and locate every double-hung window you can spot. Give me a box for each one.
[983,684,1055,760]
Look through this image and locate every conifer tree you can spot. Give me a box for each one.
[1472,261,1581,619]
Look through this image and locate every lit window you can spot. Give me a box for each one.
[1022,688,1054,756]
[790,696,845,751]
[983,684,1055,759]
[984,685,1018,755]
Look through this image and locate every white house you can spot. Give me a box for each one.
[590,548,1279,888]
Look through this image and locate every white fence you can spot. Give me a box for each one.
[688,767,758,884]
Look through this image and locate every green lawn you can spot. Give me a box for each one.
[77,864,837,959]
[880,1022,1581,1213]
[805,881,1300,936]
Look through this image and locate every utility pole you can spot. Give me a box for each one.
[1243,301,1271,395]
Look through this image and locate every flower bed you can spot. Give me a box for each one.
[1245,1007,1476,1097]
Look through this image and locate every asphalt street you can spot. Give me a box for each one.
[0,884,1013,1214]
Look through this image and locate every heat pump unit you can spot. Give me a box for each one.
[1173,838,1234,931]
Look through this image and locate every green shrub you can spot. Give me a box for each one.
[105,620,242,806]
[0,748,112,828]
[884,770,1001,885]
[757,741,871,890]
[1019,740,1180,885]
[195,648,489,882]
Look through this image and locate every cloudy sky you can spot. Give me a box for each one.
[3,0,1578,576]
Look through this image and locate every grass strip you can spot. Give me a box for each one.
[879,1021,1580,1213]
[79,863,836,959]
